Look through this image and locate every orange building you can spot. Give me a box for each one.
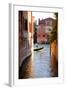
[19,11,34,67]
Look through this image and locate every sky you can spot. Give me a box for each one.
[32,12,56,24]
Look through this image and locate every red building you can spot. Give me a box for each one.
[37,18,56,44]
[19,11,34,67]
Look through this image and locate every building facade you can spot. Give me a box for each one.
[19,11,34,67]
[37,18,56,44]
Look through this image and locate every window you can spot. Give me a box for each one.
[43,35,45,37]
[39,35,40,37]
[38,34,40,37]
[48,29,51,31]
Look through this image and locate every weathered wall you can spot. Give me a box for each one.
[51,40,58,77]
[19,11,33,67]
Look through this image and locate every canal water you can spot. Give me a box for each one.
[19,44,54,79]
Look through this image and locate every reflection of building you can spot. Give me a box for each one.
[37,18,56,44]
[19,11,34,67]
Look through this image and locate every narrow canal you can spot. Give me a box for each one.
[19,44,57,79]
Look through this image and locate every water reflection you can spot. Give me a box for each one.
[33,44,51,77]
[19,44,58,79]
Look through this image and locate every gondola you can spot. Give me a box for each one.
[34,47,44,51]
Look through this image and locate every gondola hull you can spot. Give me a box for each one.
[34,47,44,51]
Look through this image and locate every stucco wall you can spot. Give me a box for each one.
[51,40,58,77]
